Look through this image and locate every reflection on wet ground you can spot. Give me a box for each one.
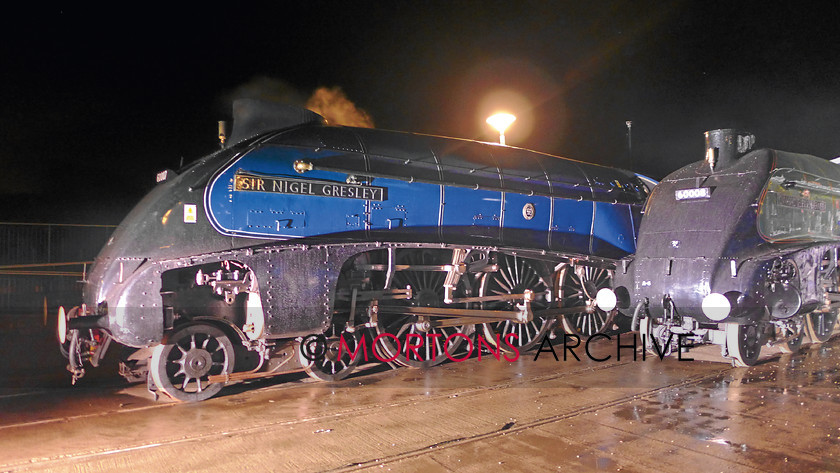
[0,335,838,472]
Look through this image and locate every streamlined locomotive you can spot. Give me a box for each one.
[59,100,650,401]
[599,129,839,366]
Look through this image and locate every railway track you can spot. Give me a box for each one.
[1,336,838,472]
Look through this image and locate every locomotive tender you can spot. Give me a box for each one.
[59,99,649,401]
[599,129,840,366]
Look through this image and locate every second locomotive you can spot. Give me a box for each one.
[599,129,839,365]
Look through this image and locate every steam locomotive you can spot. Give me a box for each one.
[58,99,650,401]
[597,129,839,366]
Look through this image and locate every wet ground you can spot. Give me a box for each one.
[1,330,839,472]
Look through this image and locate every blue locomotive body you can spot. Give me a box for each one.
[62,101,649,400]
[203,125,642,256]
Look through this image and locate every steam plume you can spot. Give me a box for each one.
[306,86,374,128]
[225,77,374,128]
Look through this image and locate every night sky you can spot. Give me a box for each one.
[3,2,840,223]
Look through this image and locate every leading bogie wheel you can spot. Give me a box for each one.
[777,321,805,354]
[804,311,838,344]
[150,324,235,402]
[809,250,840,343]
[638,315,655,355]
[725,323,761,367]
[299,324,363,381]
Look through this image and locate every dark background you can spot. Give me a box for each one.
[3,1,840,224]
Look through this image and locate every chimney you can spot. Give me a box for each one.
[705,129,755,171]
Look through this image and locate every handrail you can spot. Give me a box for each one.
[0,222,117,228]
[0,271,85,277]
[0,261,93,270]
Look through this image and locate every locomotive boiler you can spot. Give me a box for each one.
[598,129,839,366]
[59,99,650,401]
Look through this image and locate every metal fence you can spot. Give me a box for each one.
[0,223,116,330]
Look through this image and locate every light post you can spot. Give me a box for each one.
[486,113,516,145]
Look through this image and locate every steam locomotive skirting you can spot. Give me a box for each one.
[58,100,649,401]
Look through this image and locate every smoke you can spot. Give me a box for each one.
[223,75,308,109]
[306,86,374,128]
[224,76,374,128]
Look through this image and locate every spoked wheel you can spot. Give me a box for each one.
[725,323,762,367]
[805,311,838,343]
[558,264,616,337]
[150,324,234,402]
[299,324,363,381]
[481,253,555,352]
[376,249,473,368]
